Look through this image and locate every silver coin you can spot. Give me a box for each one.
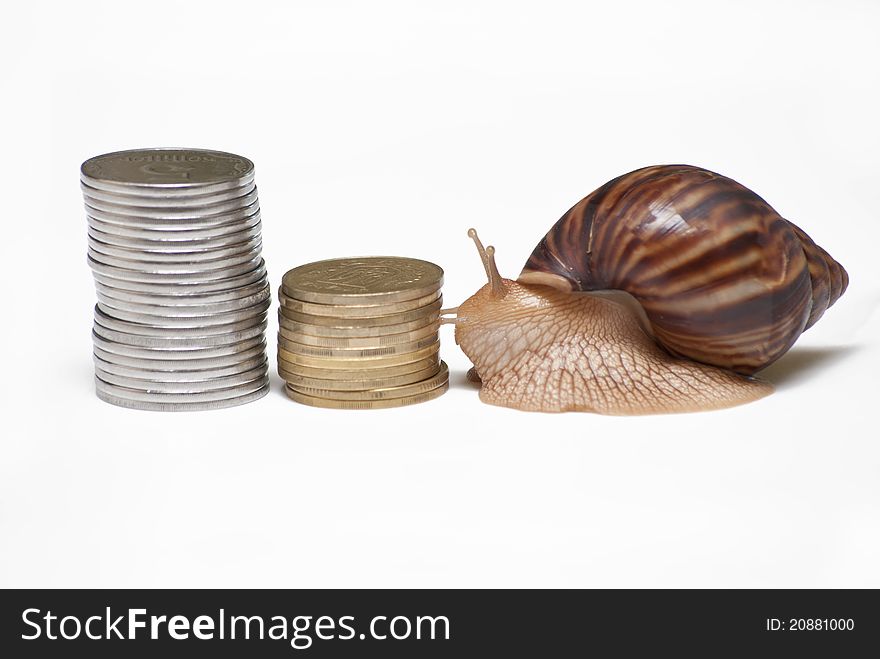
[86,206,262,234]
[93,328,269,352]
[80,174,254,203]
[97,286,271,318]
[94,351,268,380]
[82,196,260,226]
[94,276,269,305]
[83,198,261,231]
[95,285,271,316]
[92,333,266,360]
[84,169,256,198]
[87,223,262,250]
[95,373,270,404]
[96,297,270,326]
[91,259,267,294]
[95,303,269,336]
[94,304,267,335]
[95,362,268,393]
[87,243,261,272]
[83,187,259,220]
[87,234,263,263]
[95,380,270,411]
[81,180,257,208]
[93,319,268,349]
[87,214,262,242]
[94,341,267,370]
[81,149,255,193]
[87,254,263,283]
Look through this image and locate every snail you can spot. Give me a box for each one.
[441,164,848,414]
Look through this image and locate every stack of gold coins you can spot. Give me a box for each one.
[277,257,448,409]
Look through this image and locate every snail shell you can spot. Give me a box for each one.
[519,165,848,374]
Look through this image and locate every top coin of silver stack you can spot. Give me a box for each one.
[81,148,270,411]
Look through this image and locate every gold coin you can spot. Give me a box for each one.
[278,321,439,348]
[281,257,443,305]
[279,289,441,317]
[278,342,439,369]
[278,314,439,338]
[278,355,439,380]
[279,362,443,391]
[285,381,449,409]
[278,298,442,327]
[289,362,449,401]
[277,333,439,358]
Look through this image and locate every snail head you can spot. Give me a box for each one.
[441,229,554,381]
[440,228,514,329]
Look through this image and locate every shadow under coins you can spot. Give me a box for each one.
[760,345,861,389]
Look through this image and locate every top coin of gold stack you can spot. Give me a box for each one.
[277,257,448,409]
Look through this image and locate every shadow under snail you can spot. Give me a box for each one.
[441,164,848,414]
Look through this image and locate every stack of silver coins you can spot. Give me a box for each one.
[81,148,270,411]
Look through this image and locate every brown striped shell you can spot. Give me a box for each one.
[519,165,848,374]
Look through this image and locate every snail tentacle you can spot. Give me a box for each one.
[468,228,506,296]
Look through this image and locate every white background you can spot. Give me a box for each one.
[2,0,878,588]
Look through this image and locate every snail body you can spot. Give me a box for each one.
[446,165,848,414]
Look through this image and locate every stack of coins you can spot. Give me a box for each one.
[82,148,271,411]
[277,257,449,409]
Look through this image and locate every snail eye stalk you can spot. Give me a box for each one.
[468,228,506,296]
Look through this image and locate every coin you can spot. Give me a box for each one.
[278,289,441,317]
[86,205,262,233]
[93,321,268,350]
[94,373,269,403]
[88,223,262,249]
[277,354,440,381]
[94,305,267,336]
[96,298,271,327]
[281,257,443,305]
[279,298,442,327]
[81,149,255,192]
[278,341,439,369]
[84,187,260,219]
[285,381,448,410]
[93,341,267,370]
[290,362,449,401]
[87,246,261,273]
[95,285,271,316]
[95,276,269,305]
[87,254,263,283]
[95,353,267,380]
[95,378,270,412]
[278,320,438,348]
[87,234,263,262]
[280,362,442,391]
[278,313,438,338]
[95,364,268,393]
[81,180,257,207]
[93,333,266,360]
[90,260,267,295]
[278,333,438,358]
